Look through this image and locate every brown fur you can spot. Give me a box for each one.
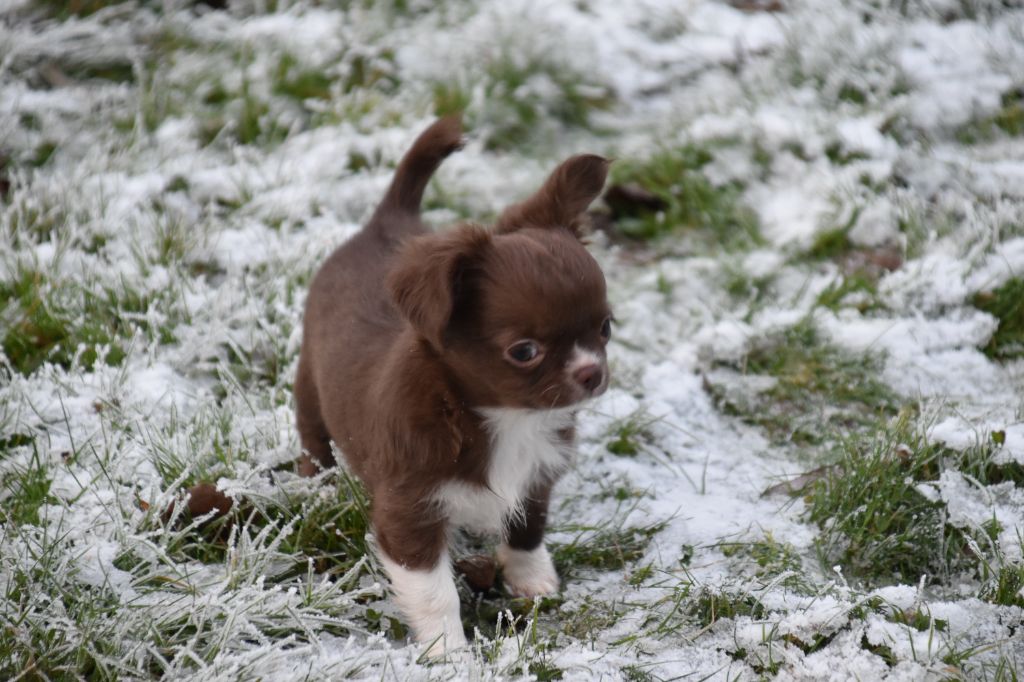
[295,116,610,576]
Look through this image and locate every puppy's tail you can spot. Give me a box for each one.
[370,115,463,229]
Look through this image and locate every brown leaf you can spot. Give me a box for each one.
[40,64,72,89]
[730,0,785,11]
[455,554,497,593]
[761,465,839,497]
[185,483,233,518]
[162,482,233,525]
[839,244,903,277]
[603,183,668,218]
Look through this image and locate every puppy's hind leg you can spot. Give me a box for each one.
[498,482,559,598]
[295,354,334,477]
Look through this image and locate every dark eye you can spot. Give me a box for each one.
[505,340,542,366]
[600,317,612,341]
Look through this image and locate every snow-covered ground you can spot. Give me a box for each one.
[1,0,1023,679]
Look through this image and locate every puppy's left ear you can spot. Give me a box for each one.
[495,154,609,238]
[387,224,491,350]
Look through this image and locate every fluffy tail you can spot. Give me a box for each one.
[370,116,463,229]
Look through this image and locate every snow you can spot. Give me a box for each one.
[2,0,1024,679]
[898,20,1013,131]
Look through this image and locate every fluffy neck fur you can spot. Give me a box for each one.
[432,407,573,533]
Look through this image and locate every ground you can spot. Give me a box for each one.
[1,0,1023,680]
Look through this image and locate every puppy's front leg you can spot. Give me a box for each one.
[374,501,466,657]
[498,483,559,598]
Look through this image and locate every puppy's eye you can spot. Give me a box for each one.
[600,317,612,342]
[505,340,542,366]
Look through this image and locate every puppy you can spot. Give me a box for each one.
[294,116,612,657]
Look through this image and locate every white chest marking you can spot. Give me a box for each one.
[434,407,573,534]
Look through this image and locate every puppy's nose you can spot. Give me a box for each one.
[574,364,603,392]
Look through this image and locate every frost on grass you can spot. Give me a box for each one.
[3,0,1024,679]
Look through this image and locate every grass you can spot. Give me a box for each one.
[720,264,775,315]
[801,206,892,313]
[5,190,83,245]
[1,527,373,680]
[556,595,630,642]
[644,562,1013,677]
[269,49,400,132]
[0,460,375,680]
[956,89,1024,144]
[467,601,589,679]
[974,278,1024,360]
[553,514,668,580]
[198,72,291,148]
[608,145,763,249]
[949,654,1022,682]
[896,204,960,261]
[462,593,562,643]
[127,38,382,148]
[978,562,1024,609]
[707,317,899,445]
[824,141,870,166]
[644,572,1002,677]
[642,574,770,651]
[0,446,51,526]
[272,53,335,103]
[31,141,58,168]
[433,49,611,151]
[719,533,809,592]
[37,0,133,18]
[807,214,859,261]
[162,469,372,580]
[0,269,158,375]
[4,1,1024,677]
[689,588,766,628]
[212,267,309,399]
[804,417,1021,588]
[605,414,656,457]
[815,271,883,313]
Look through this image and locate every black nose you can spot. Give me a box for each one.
[574,364,603,392]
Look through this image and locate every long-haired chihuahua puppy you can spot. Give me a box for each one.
[295,116,612,656]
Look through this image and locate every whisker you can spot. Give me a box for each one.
[548,389,562,409]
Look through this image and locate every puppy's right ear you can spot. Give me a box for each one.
[387,225,491,350]
[495,154,609,237]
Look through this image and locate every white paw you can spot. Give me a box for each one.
[377,552,467,658]
[496,544,559,598]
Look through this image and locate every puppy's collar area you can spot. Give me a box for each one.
[435,406,574,534]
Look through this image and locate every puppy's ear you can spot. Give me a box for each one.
[495,154,609,237]
[387,225,491,349]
